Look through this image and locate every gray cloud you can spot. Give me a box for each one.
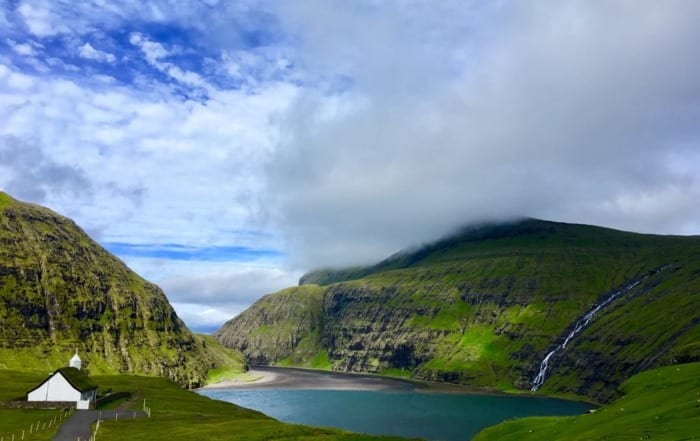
[0,135,92,203]
[265,1,700,268]
[159,268,299,311]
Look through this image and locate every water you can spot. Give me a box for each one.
[198,388,593,441]
[531,267,666,391]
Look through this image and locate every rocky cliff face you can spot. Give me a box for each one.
[0,192,228,387]
[216,219,700,402]
[215,285,325,366]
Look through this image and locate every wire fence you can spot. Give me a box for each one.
[0,407,73,441]
[88,400,150,441]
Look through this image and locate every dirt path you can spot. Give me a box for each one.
[53,409,146,441]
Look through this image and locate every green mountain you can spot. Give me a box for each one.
[0,191,240,387]
[215,219,700,402]
[473,361,700,441]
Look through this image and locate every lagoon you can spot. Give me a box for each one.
[198,368,594,441]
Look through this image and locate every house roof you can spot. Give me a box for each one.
[26,367,98,395]
[56,367,97,392]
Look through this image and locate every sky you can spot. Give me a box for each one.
[1,0,699,333]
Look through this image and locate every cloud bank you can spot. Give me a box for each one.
[264,1,700,267]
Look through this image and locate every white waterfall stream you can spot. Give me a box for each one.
[530,268,666,391]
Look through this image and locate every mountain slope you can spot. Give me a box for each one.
[473,362,700,441]
[0,191,238,387]
[216,219,700,402]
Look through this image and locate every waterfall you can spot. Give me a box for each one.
[530,267,667,391]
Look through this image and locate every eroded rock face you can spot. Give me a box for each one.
[216,219,700,403]
[215,285,325,365]
[0,192,218,387]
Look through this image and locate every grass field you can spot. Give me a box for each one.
[473,362,700,441]
[0,370,66,441]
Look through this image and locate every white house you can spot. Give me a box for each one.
[26,353,97,410]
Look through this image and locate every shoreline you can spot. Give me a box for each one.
[200,366,514,396]
[200,366,419,391]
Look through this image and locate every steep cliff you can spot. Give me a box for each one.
[215,285,326,367]
[216,219,700,402]
[0,191,238,387]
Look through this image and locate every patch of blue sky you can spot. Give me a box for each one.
[0,3,296,93]
[104,242,285,263]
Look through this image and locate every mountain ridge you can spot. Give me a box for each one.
[217,218,700,402]
[299,218,692,286]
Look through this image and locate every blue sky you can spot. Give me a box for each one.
[2,1,699,332]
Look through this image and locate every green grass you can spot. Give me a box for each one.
[0,192,16,211]
[0,409,64,441]
[381,368,412,378]
[308,350,332,370]
[92,374,409,441]
[0,370,68,441]
[473,362,700,441]
[197,334,247,384]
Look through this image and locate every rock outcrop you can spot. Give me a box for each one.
[0,192,231,387]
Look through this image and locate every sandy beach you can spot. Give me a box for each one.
[200,366,423,391]
[199,366,508,395]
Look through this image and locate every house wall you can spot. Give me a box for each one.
[77,389,97,409]
[27,373,81,403]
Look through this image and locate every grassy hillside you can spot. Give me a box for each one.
[196,334,248,384]
[0,191,242,387]
[218,219,700,402]
[473,362,700,441]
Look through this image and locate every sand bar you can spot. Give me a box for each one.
[201,366,422,391]
[200,366,506,395]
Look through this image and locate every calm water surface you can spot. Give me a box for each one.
[199,383,593,441]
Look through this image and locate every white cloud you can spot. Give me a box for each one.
[0,35,298,328]
[17,1,68,37]
[129,32,211,90]
[121,257,300,332]
[0,54,298,245]
[6,39,37,56]
[263,0,700,267]
[78,42,116,63]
